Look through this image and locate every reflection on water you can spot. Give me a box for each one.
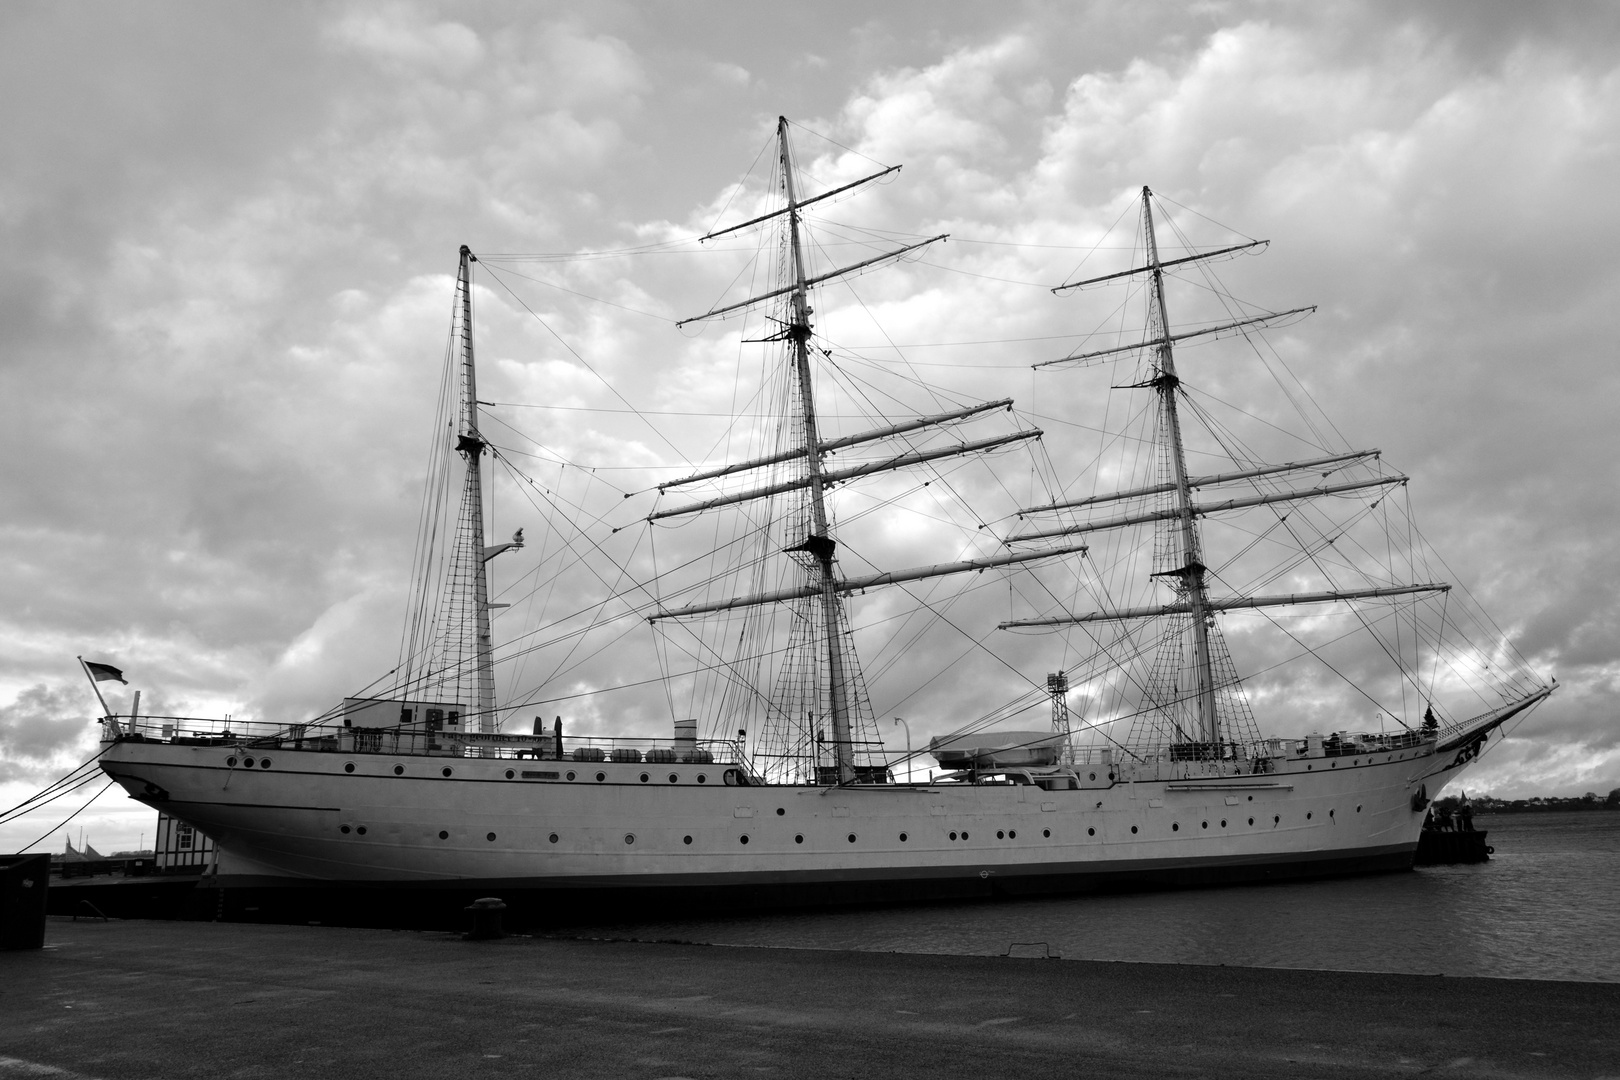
[567,812,1620,983]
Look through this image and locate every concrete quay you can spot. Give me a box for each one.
[3,918,1617,1079]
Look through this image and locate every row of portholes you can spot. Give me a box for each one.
[541,827,1072,848]
[226,756,272,769]
[345,809,1367,854]
[1116,808,1357,834]
[339,763,410,776]
[332,761,716,785]
[1294,753,1414,771]
[503,768,712,784]
[341,824,500,841]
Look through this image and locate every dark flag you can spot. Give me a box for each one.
[84,661,127,684]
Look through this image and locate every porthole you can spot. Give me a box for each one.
[1307,812,1313,820]
[1356,804,1362,813]
[1331,762,1336,769]
[595,772,606,783]
[683,835,692,845]
[1172,823,1180,832]
[1008,830,1016,839]
[340,825,351,834]
[226,757,237,767]
[504,769,515,779]
[1201,821,1208,829]
[1131,825,1138,834]
[1220,819,1227,828]
[899,832,908,842]
[344,762,355,773]
[669,774,679,784]
[1273,815,1280,824]
[395,765,406,776]
[1352,759,1359,766]
[962,831,970,840]
[549,833,559,844]
[442,767,453,778]
[740,835,750,845]
[776,807,785,816]
[438,830,448,840]
[996,831,1005,839]
[1108,773,1115,781]
[1247,795,1253,801]
[1043,829,1051,838]
[950,832,958,841]
[1248,817,1255,825]
[242,757,255,768]
[260,759,272,769]
[1089,772,1096,781]
[625,834,635,845]
[847,833,857,843]
[640,773,649,783]
[486,832,496,841]
[1329,809,1335,818]
[566,771,576,781]
[795,834,804,844]
[356,826,367,836]
[1307,764,1313,770]
[1087,827,1095,836]
[697,774,707,784]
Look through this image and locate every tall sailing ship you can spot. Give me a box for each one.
[98,119,1551,917]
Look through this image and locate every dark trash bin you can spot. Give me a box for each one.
[464,896,507,940]
[0,854,50,949]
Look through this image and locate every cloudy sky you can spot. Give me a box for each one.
[3,0,1617,852]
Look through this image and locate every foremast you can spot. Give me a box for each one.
[1140,189,1220,746]
[778,119,857,783]
[1005,187,1451,751]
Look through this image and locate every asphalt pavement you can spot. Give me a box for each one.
[3,918,1617,1079]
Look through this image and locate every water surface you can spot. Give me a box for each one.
[565,811,1620,982]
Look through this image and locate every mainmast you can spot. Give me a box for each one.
[656,118,1087,783]
[778,117,856,784]
[1140,189,1219,745]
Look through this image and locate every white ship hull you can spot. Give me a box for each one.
[100,733,1481,914]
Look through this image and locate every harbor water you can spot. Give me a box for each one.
[566,810,1620,983]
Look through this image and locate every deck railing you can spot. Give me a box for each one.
[103,713,743,764]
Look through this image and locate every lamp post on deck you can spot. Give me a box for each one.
[894,717,911,784]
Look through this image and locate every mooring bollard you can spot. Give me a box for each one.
[464,896,507,940]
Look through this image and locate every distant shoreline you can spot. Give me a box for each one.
[1474,803,1618,815]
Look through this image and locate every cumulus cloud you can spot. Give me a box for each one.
[0,684,99,783]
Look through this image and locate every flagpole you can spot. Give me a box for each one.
[77,656,112,719]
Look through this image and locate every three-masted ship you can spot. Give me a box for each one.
[97,119,1551,919]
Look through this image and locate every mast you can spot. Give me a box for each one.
[454,245,498,734]
[778,117,855,784]
[1141,188,1219,746]
[657,121,1080,782]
